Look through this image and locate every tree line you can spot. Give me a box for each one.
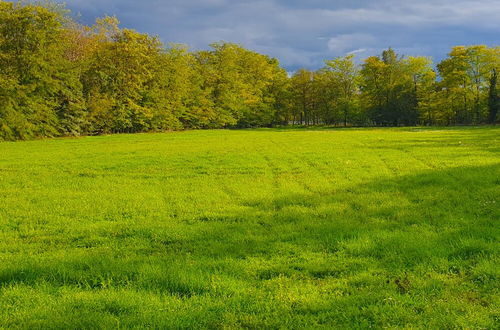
[0,2,499,140]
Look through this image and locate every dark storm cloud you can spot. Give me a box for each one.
[55,0,500,70]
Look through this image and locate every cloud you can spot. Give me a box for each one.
[45,0,500,70]
[327,34,376,55]
[347,49,367,56]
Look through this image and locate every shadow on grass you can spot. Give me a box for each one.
[243,126,500,155]
[243,125,500,133]
[0,164,498,294]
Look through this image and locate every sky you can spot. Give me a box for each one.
[51,0,500,71]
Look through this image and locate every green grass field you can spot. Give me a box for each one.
[0,127,499,328]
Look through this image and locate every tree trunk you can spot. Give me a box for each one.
[488,69,499,124]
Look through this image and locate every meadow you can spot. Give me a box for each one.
[0,127,499,328]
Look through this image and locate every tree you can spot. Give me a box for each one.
[360,49,434,126]
[437,46,500,125]
[324,55,359,126]
[406,56,436,125]
[290,69,314,125]
[194,43,288,128]
[81,17,167,133]
[311,68,339,125]
[488,69,499,124]
[2,1,500,141]
[0,1,81,139]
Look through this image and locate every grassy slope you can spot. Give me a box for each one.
[0,127,499,328]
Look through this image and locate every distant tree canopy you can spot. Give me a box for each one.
[0,2,499,140]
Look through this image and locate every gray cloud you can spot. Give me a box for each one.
[327,34,376,55]
[49,0,500,70]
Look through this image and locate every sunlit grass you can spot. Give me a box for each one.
[0,127,499,328]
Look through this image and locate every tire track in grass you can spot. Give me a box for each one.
[377,150,403,177]
[408,151,438,170]
[407,147,468,183]
[271,137,338,193]
[226,136,284,213]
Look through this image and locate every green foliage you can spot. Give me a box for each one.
[488,69,499,124]
[0,1,79,139]
[289,69,315,124]
[0,127,499,327]
[0,2,499,140]
[437,46,500,125]
[81,18,168,134]
[360,49,433,126]
[323,55,360,126]
[195,43,286,128]
[0,3,290,139]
